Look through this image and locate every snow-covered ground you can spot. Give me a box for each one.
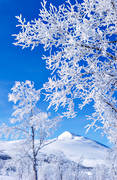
[0,131,109,179]
[0,176,17,180]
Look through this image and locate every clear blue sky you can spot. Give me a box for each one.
[0,0,111,146]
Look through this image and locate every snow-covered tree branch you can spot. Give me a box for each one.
[13,0,117,145]
[2,80,60,180]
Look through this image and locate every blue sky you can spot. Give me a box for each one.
[0,0,111,146]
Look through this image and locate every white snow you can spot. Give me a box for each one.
[0,176,18,180]
[0,131,109,180]
[58,131,73,140]
[41,132,109,167]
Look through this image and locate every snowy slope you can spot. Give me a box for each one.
[0,131,109,168]
[0,131,110,179]
[41,131,109,167]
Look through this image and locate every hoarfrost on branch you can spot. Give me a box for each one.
[2,80,59,180]
[13,0,117,144]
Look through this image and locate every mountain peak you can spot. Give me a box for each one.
[58,131,73,140]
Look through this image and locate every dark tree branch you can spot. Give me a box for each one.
[31,126,38,180]
[79,43,117,61]
[107,40,117,44]
[104,100,117,113]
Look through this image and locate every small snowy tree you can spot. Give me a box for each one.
[13,0,117,146]
[5,80,59,180]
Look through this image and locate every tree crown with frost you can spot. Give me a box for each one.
[8,80,59,140]
[6,80,60,180]
[13,0,117,144]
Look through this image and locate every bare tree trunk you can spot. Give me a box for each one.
[58,165,63,180]
[31,126,38,180]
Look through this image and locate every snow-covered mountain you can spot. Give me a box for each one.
[41,131,109,167]
[0,131,109,167]
[0,131,110,179]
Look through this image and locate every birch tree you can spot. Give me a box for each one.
[13,0,117,145]
[7,80,59,180]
